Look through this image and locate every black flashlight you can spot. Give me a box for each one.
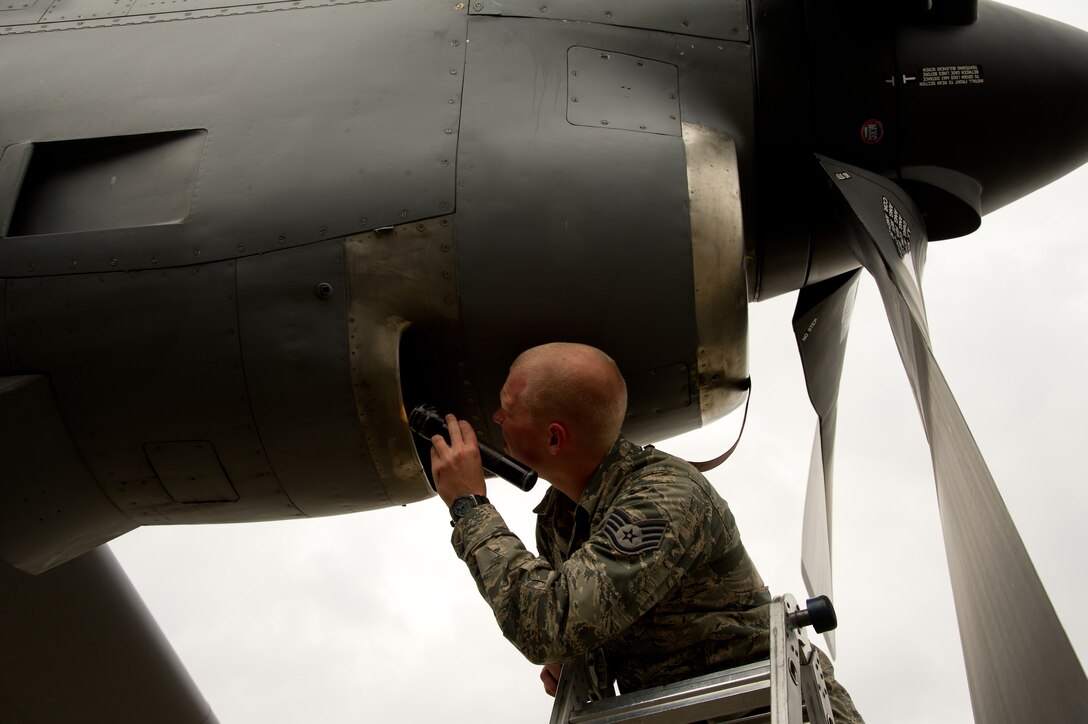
[408,404,538,492]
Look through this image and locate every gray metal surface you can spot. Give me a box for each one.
[5,261,293,527]
[456,15,754,444]
[6,131,207,236]
[0,0,52,26]
[0,0,376,28]
[237,240,382,516]
[549,656,592,724]
[744,0,813,302]
[683,124,749,426]
[0,546,218,723]
[0,142,32,237]
[568,662,771,723]
[769,596,801,724]
[127,0,307,14]
[0,0,464,275]
[470,0,750,43]
[145,440,238,504]
[567,47,681,136]
[344,217,478,507]
[798,645,833,724]
[819,154,1088,723]
[0,375,133,573]
[41,0,137,21]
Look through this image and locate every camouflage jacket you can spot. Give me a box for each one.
[451,436,771,693]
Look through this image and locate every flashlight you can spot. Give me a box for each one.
[408,404,537,492]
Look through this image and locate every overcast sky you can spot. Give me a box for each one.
[111,3,1088,722]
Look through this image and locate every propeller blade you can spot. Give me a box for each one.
[816,154,1088,723]
[793,269,863,658]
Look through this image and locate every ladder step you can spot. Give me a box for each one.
[569,661,772,724]
[551,595,835,724]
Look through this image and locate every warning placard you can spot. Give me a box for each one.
[918,65,985,87]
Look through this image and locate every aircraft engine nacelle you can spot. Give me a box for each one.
[0,0,751,572]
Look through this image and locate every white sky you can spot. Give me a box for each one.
[112,3,1088,722]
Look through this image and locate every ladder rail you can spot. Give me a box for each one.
[550,594,836,724]
[770,595,803,724]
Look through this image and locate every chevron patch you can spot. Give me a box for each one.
[602,509,668,554]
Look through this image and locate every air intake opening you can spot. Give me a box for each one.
[3,129,207,237]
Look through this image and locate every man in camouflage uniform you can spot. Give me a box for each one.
[429,342,862,722]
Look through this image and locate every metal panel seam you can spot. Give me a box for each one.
[229,257,301,516]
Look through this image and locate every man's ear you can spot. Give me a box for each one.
[546,422,567,455]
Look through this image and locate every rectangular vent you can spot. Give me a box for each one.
[3,129,207,236]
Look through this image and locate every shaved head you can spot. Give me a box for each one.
[508,343,627,457]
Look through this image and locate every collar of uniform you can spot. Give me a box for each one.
[532,436,649,557]
[530,435,636,517]
[574,435,642,521]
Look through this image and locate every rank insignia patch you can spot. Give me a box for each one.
[603,509,668,554]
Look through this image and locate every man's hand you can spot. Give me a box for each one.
[540,663,562,697]
[430,414,487,506]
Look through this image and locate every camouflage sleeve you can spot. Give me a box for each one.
[451,474,718,665]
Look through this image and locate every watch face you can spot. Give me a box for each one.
[452,497,475,519]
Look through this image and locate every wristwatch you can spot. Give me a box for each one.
[450,494,490,524]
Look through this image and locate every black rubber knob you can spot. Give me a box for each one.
[804,595,838,634]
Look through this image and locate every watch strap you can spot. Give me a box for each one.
[450,494,490,525]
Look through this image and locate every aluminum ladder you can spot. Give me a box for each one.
[548,594,837,724]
